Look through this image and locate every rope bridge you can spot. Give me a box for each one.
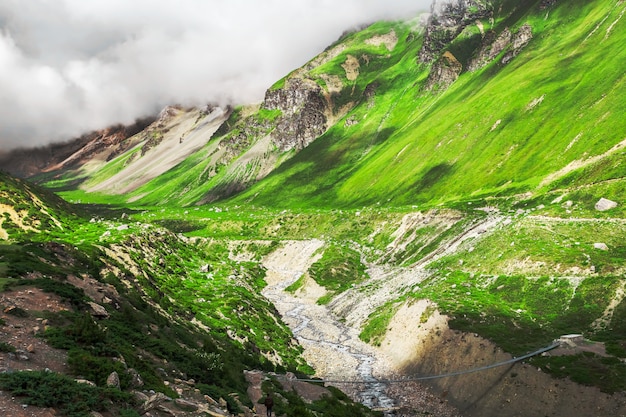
[294,341,560,384]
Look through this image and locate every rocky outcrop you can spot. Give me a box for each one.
[140,105,182,156]
[595,197,618,211]
[419,0,493,64]
[424,51,463,91]
[420,2,533,91]
[502,24,533,64]
[467,28,513,71]
[468,24,533,70]
[262,78,328,152]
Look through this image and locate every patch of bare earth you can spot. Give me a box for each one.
[342,54,360,81]
[365,30,398,51]
[0,288,70,417]
[380,304,626,417]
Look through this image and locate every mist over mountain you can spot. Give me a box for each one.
[0,0,428,151]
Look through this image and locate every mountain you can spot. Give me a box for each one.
[5,0,622,212]
[1,0,626,416]
[0,118,155,179]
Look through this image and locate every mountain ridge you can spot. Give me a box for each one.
[3,0,623,212]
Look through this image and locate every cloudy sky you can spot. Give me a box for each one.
[0,0,432,151]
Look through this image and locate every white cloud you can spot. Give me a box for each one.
[0,0,430,150]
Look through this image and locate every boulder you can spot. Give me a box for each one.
[593,243,609,251]
[138,392,169,415]
[133,390,149,403]
[174,398,198,411]
[87,301,109,318]
[106,371,120,389]
[595,198,617,211]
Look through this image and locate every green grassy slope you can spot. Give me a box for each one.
[137,20,421,208]
[1,173,387,417]
[0,171,80,238]
[235,0,625,209]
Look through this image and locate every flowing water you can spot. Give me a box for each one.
[261,240,396,415]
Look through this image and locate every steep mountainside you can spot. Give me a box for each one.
[236,0,625,209]
[6,0,620,212]
[0,118,155,179]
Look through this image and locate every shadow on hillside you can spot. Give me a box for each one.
[37,175,88,192]
[412,163,455,193]
[73,203,141,220]
[229,127,398,205]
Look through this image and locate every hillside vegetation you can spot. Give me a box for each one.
[1,0,626,416]
[1,173,386,416]
[235,0,625,209]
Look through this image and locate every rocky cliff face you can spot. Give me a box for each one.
[468,23,533,71]
[262,78,328,152]
[419,0,493,64]
[424,51,464,91]
[421,1,534,91]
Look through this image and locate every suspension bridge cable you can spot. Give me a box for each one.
[294,341,561,384]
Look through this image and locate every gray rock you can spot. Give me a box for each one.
[106,371,120,389]
[133,390,149,402]
[593,243,609,251]
[174,398,198,411]
[595,198,617,211]
[87,301,109,318]
[139,392,169,415]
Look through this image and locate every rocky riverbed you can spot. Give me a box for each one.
[261,239,462,417]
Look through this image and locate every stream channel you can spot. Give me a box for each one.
[261,240,396,414]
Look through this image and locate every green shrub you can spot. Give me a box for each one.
[532,352,626,394]
[45,313,109,351]
[67,348,131,388]
[0,341,16,352]
[5,306,28,317]
[309,244,368,304]
[0,370,134,417]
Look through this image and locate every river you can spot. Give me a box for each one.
[261,239,396,414]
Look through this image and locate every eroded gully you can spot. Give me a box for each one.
[261,240,396,414]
